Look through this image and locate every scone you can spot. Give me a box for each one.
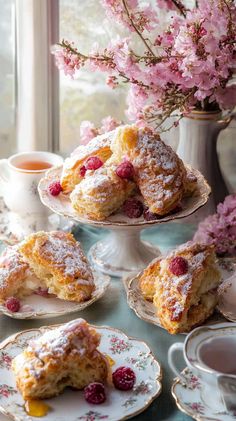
[111,125,187,216]
[140,242,221,334]
[61,131,113,193]
[0,246,42,303]
[184,170,198,197]
[12,319,108,399]
[19,231,95,302]
[70,164,136,220]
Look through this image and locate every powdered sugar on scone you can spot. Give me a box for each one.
[0,246,29,296]
[28,319,101,359]
[32,231,93,282]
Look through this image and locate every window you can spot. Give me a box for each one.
[59,0,128,155]
[0,0,16,158]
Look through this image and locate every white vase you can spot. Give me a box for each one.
[177,110,232,219]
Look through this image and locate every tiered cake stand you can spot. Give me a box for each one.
[38,165,210,277]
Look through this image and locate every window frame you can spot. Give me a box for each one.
[15,0,59,153]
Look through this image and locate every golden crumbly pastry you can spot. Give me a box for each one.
[61,132,113,193]
[70,164,136,221]
[19,231,95,302]
[0,246,43,303]
[111,125,187,215]
[12,319,108,399]
[184,170,198,197]
[140,242,221,334]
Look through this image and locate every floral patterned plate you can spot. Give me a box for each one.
[171,367,236,420]
[0,271,110,319]
[0,323,162,421]
[126,258,236,334]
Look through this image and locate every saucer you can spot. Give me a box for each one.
[172,367,236,420]
[0,270,110,319]
[126,257,236,334]
[0,323,162,421]
[0,196,74,245]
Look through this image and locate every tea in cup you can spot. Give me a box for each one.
[0,151,63,237]
[168,323,236,412]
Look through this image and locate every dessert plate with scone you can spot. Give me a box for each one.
[0,318,162,421]
[38,125,211,277]
[0,231,110,319]
[126,241,235,334]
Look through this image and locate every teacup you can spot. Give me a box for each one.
[168,323,236,412]
[0,151,63,237]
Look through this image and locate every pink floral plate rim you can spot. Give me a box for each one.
[38,165,210,227]
[0,321,162,421]
[125,257,236,334]
[171,366,236,421]
[0,270,111,320]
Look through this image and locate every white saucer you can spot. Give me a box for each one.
[172,367,236,420]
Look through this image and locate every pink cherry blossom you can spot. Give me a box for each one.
[100,116,121,133]
[194,195,236,256]
[79,121,99,145]
[52,0,236,128]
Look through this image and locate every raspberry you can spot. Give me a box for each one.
[84,382,106,404]
[35,287,50,297]
[116,161,134,180]
[169,256,188,276]
[123,198,143,218]
[5,297,20,312]
[48,181,62,196]
[79,165,87,177]
[112,366,136,391]
[85,156,103,171]
[143,208,160,221]
[168,204,183,215]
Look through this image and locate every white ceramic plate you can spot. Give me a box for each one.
[38,165,210,227]
[126,258,236,334]
[0,271,110,319]
[0,323,162,421]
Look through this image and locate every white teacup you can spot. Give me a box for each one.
[168,323,236,412]
[0,151,63,237]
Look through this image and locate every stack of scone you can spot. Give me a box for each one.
[59,125,197,221]
[0,231,95,309]
[139,241,221,334]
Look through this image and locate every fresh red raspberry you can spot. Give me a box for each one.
[112,366,136,391]
[169,256,188,276]
[79,165,87,177]
[84,382,106,404]
[35,287,50,297]
[85,156,103,171]
[48,181,62,196]
[143,208,160,221]
[168,204,183,215]
[5,297,21,312]
[123,198,143,218]
[116,161,134,180]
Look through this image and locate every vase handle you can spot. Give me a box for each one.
[217,111,236,130]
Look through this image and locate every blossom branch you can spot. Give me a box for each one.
[121,0,156,56]
[170,0,187,17]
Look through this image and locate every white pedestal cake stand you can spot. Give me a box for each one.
[38,166,210,277]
